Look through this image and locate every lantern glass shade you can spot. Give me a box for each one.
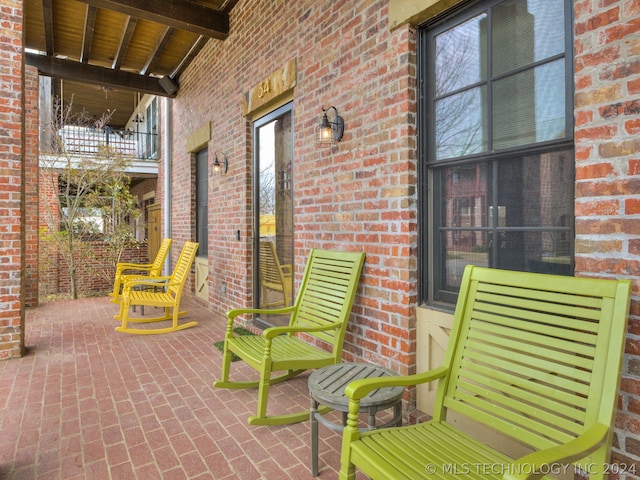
[315,107,344,147]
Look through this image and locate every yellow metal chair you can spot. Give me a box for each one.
[259,241,293,308]
[115,241,199,335]
[214,249,366,426]
[339,265,632,480]
[109,238,172,303]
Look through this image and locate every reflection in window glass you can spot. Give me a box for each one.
[493,0,565,76]
[493,60,566,149]
[533,60,566,142]
[436,148,573,294]
[435,14,486,96]
[436,87,487,160]
[432,0,568,160]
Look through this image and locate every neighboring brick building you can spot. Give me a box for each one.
[3,0,640,474]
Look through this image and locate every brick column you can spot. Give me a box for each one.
[573,0,640,468]
[24,66,40,307]
[0,0,25,359]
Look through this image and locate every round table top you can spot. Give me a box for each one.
[308,362,404,410]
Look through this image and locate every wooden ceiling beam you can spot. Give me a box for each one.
[170,35,209,78]
[81,5,98,63]
[112,16,137,70]
[26,53,177,97]
[140,26,175,76]
[42,0,55,55]
[76,0,229,39]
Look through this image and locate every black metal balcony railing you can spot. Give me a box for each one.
[44,126,158,160]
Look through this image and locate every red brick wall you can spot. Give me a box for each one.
[173,0,417,372]
[38,167,150,298]
[574,0,640,470]
[24,66,39,308]
[0,0,25,360]
[38,170,59,298]
[39,238,149,299]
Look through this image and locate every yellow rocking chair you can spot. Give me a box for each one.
[115,241,199,335]
[109,238,172,303]
[214,248,366,426]
[259,241,293,308]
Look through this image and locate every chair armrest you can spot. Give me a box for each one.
[122,276,172,291]
[262,322,341,339]
[503,423,609,480]
[116,263,154,271]
[227,306,297,323]
[280,264,292,275]
[345,366,449,401]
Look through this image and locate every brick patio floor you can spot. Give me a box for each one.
[0,295,366,479]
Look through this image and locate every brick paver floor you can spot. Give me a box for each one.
[0,295,363,479]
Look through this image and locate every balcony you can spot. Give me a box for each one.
[40,125,159,176]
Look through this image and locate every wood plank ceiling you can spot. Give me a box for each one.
[25,0,237,127]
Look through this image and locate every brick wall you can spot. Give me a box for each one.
[24,66,39,307]
[39,238,149,299]
[0,0,25,360]
[173,0,417,373]
[573,0,640,471]
[38,167,150,298]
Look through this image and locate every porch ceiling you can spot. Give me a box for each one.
[25,0,239,127]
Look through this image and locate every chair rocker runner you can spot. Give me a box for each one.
[339,265,632,480]
[115,241,199,335]
[214,249,366,426]
[109,238,172,303]
[259,241,293,308]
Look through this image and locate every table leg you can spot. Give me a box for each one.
[367,406,376,430]
[393,402,402,426]
[311,397,319,477]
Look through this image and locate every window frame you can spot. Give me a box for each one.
[418,0,575,307]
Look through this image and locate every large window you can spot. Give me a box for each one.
[419,0,575,305]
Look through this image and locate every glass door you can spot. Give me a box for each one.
[253,103,294,327]
[194,148,209,301]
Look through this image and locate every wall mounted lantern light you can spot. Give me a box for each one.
[315,106,344,147]
[213,151,228,174]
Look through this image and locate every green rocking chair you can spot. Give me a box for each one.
[214,248,366,426]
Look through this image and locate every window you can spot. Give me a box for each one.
[419,0,574,305]
[145,98,158,159]
[196,148,208,257]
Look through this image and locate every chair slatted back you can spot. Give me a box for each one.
[259,241,286,286]
[149,238,172,277]
[290,249,366,358]
[436,265,631,452]
[168,242,199,296]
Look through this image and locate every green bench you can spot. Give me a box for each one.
[339,265,631,480]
